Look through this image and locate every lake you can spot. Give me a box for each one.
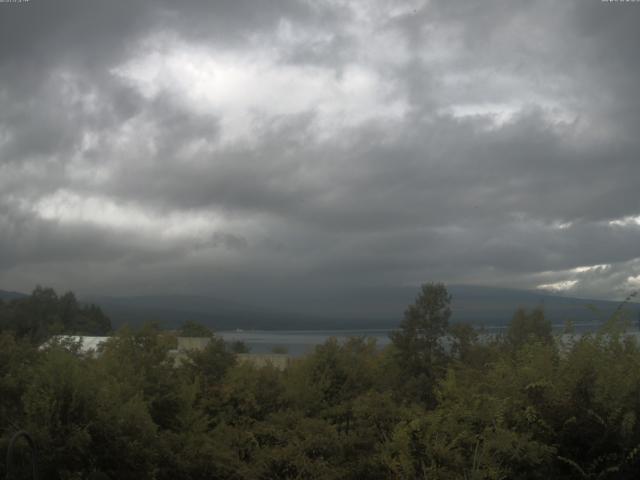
[218,329,393,356]
[219,322,609,356]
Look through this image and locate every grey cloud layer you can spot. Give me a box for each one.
[1,0,640,303]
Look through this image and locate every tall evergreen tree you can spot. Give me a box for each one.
[390,282,451,405]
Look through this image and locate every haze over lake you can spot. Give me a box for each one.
[218,322,615,356]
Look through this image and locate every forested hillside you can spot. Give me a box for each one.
[0,286,111,343]
[1,284,640,479]
[85,285,640,331]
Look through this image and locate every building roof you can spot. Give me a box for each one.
[39,335,111,354]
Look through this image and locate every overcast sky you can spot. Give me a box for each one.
[1,0,640,304]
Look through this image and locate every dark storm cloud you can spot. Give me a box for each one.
[0,205,137,269]
[1,0,640,304]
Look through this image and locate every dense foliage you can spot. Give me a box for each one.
[0,287,111,343]
[1,283,640,479]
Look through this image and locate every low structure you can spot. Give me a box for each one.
[237,353,290,370]
[40,335,291,370]
[175,336,211,351]
[171,337,291,370]
[39,335,110,357]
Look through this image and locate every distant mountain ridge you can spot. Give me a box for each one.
[4,286,638,331]
[81,293,336,331]
[0,289,28,300]
[82,285,640,331]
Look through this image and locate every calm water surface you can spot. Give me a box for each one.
[218,329,393,356]
[219,323,607,356]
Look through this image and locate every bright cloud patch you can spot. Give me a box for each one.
[570,264,611,274]
[628,275,640,289]
[536,264,612,293]
[33,189,222,240]
[443,102,521,127]
[112,38,407,143]
[609,215,640,227]
[442,100,577,130]
[537,280,578,291]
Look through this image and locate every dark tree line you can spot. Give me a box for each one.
[1,283,640,479]
[0,286,111,343]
